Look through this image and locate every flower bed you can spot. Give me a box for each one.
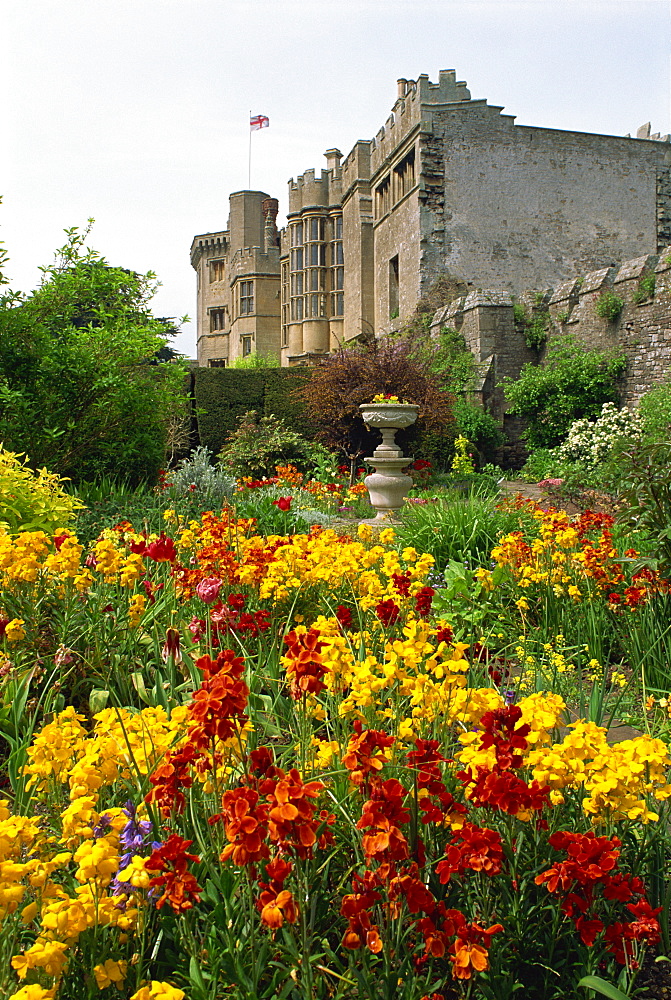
[1,498,670,999]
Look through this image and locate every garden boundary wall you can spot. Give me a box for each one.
[430,248,671,442]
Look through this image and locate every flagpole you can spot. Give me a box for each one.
[248,109,252,189]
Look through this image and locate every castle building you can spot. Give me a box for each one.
[191,70,671,367]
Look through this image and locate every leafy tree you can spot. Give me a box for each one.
[0,221,187,484]
[502,335,626,449]
[296,338,455,478]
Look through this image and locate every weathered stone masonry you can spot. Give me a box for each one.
[430,250,671,436]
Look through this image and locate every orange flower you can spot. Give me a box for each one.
[342,721,395,786]
[219,786,270,866]
[450,921,503,980]
[259,888,298,928]
[282,628,329,699]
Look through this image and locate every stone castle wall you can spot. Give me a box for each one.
[430,249,671,435]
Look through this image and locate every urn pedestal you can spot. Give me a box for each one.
[359,403,419,521]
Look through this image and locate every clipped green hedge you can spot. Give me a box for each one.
[194,368,316,455]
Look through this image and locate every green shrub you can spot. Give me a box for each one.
[230,352,280,369]
[595,290,624,322]
[617,439,671,578]
[162,446,235,515]
[632,273,656,304]
[638,382,671,442]
[218,411,333,480]
[0,447,84,534]
[453,398,506,463]
[503,335,626,449]
[193,368,314,456]
[513,302,550,350]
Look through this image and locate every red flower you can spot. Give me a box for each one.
[435,625,454,644]
[259,888,298,927]
[357,778,410,862]
[145,532,177,562]
[376,599,400,627]
[146,834,202,913]
[450,920,503,980]
[161,628,182,664]
[436,823,504,883]
[265,768,329,859]
[460,767,550,818]
[477,705,530,770]
[272,497,292,511]
[141,579,163,603]
[335,605,353,629]
[219,786,270,865]
[340,875,383,952]
[414,586,436,618]
[392,572,412,597]
[146,743,202,815]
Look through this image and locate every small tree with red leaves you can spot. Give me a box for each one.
[295,338,455,482]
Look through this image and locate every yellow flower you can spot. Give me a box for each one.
[11,987,56,1000]
[4,619,26,643]
[378,527,395,545]
[94,959,128,989]
[129,984,186,1000]
[474,568,494,592]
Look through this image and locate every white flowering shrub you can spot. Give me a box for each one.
[558,402,642,468]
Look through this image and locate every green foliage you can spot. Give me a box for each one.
[632,273,656,304]
[453,397,506,462]
[638,382,671,442]
[71,479,158,543]
[415,325,476,393]
[230,351,280,369]
[0,446,84,533]
[193,368,314,457]
[503,335,626,449]
[218,410,333,480]
[233,487,331,536]
[297,338,455,466]
[395,493,535,571]
[0,222,186,484]
[595,290,624,322]
[513,301,550,350]
[162,446,235,516]
[617,439,671,578]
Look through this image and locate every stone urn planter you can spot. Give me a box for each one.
[359,402,419,520]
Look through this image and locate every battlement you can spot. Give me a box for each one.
[369,70,473,173]
[288,155,343,215]
[190,230,228,269]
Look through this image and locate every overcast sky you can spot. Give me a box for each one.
[3,0,670,357]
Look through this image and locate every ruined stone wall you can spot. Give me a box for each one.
[431,250,671,434]
[545,250,671,406]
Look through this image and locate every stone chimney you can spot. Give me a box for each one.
[262,197,279,251]
[397,78,407,98]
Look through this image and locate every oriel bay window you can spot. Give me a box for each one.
[239,280,254,315]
